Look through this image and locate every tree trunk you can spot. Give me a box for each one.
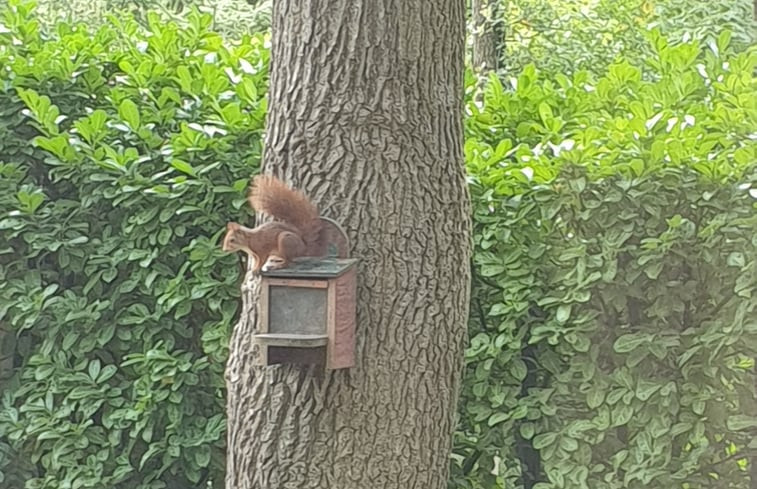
[471,0,499,72]
[0,322,12,383]
[225,1,470,488]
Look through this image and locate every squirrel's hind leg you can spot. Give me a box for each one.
[262,232,307,271]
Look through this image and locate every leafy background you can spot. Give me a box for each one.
[456,30,757,488]
[495,0,755,76]
[0,0,755,488]
[0,5,267,487]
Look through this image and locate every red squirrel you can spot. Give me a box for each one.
[222,175,325,272]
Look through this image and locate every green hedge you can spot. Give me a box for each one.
[0,2,267,487]
[498,0,755,77]
[453,32,757,488]
[29,0,272,37]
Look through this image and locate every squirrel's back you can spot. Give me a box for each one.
[249,175,322,246]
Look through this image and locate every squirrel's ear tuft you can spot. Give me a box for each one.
[226,222,240,231]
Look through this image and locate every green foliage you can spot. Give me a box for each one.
[18,0,272,37]
[0,2,268,487]
[453,30,757,489]
[497,0,756,77]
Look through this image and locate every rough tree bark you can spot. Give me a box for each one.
[225,1,470,488]
[0,323,12,383]
[471,0,499,72]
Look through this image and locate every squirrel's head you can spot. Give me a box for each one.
[222,222,262,269]
[221,222,243,251]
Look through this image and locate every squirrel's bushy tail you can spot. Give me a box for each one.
[249,175,323,246]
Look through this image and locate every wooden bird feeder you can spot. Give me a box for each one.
[254,258,358,369]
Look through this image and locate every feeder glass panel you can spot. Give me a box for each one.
[268,286,327,335]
